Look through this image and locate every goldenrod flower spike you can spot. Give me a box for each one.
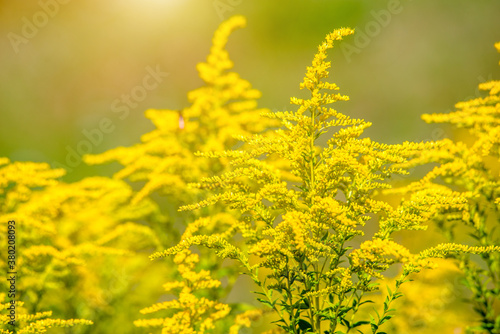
[0,293,93,333]
[390,41,500,333]
[84,14,275,207]
[164,23,500,334]
[130,15,272,332]
[134,249,231,333]
[421,41,500,158]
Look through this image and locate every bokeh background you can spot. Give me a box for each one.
[1,0,499,182]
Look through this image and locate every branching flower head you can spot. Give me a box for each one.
[155,25,500,334]
[84,15,275,206]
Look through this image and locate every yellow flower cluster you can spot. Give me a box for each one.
[350,239,413,278]
[134,249,230,334]
[0,293,93,333]
[150,213,245,265]
[228,309,265,334]
[0,158,165,332]
[0,158,64,211]
[417,243,500,260]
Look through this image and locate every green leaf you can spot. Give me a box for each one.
[352,320,370,328]
[468,233,480,241]
[298,319,313,332]
[341,318,350,328]
[298,299,310,309]
[393,292,403,299]
[294,308,302,320]
[337,306,351,317]
[359,300,375,306]
[381,315,393,323]
[272,318,287,325]
[256,298,275,308]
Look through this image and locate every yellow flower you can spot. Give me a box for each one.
[135,249,231,333]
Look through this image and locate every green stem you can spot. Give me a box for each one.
[286,266,298,333]
[372,273,408,334]
[313,262,321,332]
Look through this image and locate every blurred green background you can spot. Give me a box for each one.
[1,0,499,182]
